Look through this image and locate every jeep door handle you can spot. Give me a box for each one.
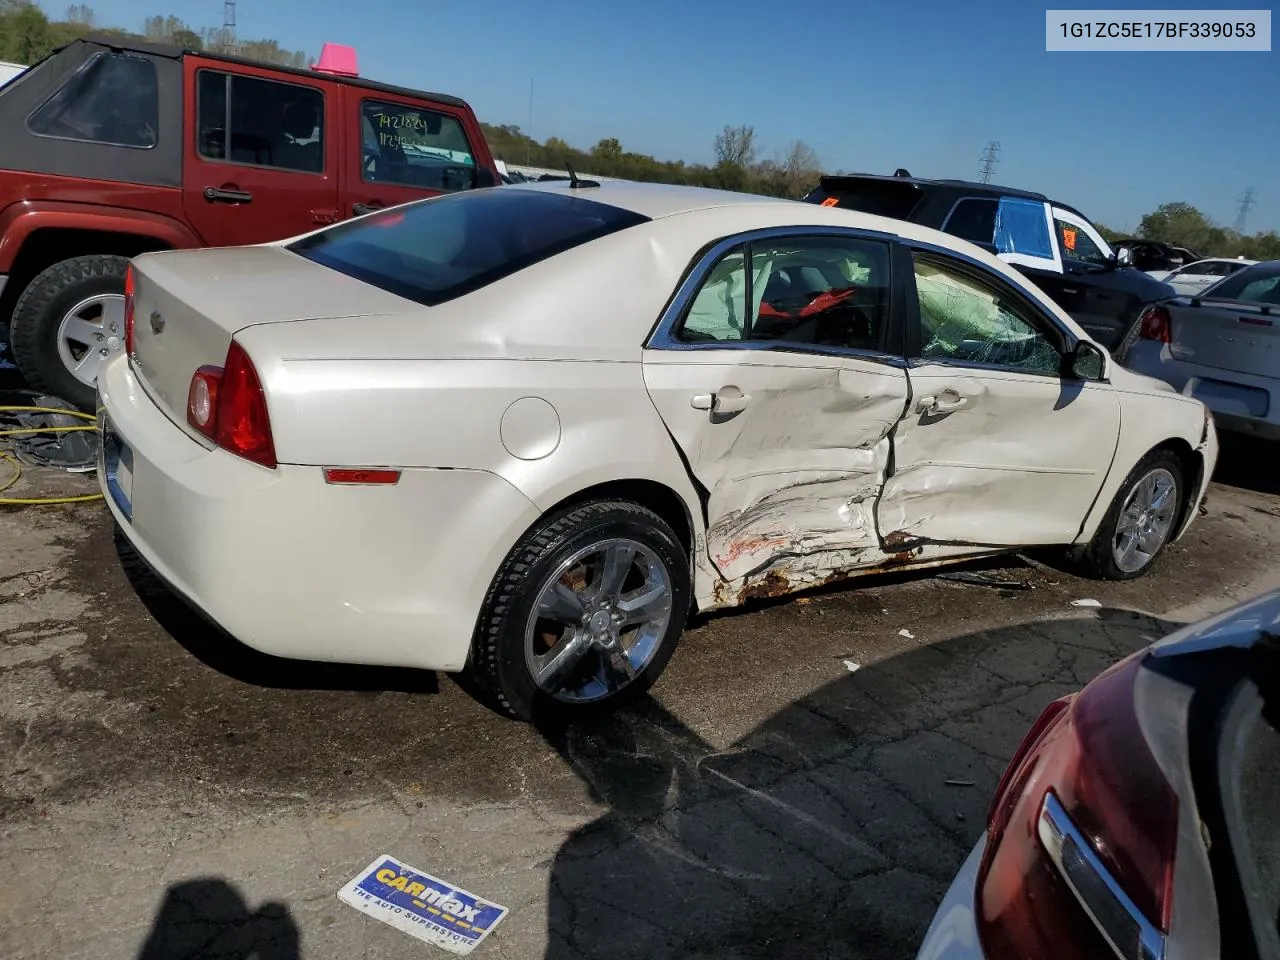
[353,202,385,216]
[203,186,253,204]
[918,394,967,415]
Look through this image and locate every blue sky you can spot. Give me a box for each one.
[53,0,1277,232]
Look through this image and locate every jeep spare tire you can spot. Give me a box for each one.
[10,255,131,411]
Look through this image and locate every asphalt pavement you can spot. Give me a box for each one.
[2,437,1279,960]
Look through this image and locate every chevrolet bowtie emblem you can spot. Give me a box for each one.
[149,310,165,334]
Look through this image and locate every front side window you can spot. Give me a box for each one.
[288,189,649,307]
[197,70,324,173]
[912,254,1062,375]
[27,52,158,148]
[1055,218,1108,266]
[676,236,892,351]
[994,198,1054,260]
[361,100,477,192]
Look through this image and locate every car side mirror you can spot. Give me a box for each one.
[1067,340,1107,381]
[1115,246,1133,267]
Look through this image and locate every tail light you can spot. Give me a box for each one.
[123,265,136,357]
[977,651,1177,960]
[186,341,276,468]
[1138,305,1172,344]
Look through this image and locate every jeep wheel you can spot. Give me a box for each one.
[10,255,131,411]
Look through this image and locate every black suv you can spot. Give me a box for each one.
[805,173,1175,350]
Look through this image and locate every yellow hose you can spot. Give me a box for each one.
[0,405,104,505]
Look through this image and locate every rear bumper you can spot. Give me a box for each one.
[915,835,987,960]
[1125,341,1280,441]
[96,354,542,672]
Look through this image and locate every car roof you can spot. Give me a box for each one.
[67,34,469,109]
[505,179,796,220]
[818,173,1049,204]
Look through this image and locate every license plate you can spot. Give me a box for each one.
[101,416,134,520]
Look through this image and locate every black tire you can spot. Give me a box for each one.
[1074,450,1185,581]
[467,500,691,721]
[9,255,131,411]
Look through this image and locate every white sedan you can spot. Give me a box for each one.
[97,181,1219,719]
[1156,256,1257,296]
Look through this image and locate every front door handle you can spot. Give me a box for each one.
[353,201,385,216]
[203,186,253,204]
[918,394,967,415]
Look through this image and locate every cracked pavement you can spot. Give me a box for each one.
[2,439,1280,959]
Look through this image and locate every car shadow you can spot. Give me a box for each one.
[1212,433,1280,497]
[136,878,299,960]
[113,533,440,696]
[534,607,1180,960]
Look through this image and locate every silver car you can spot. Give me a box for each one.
[1119,259,1280,441]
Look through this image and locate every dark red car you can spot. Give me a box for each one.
[917,591,1280,960]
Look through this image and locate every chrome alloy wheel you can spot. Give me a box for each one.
[1112,467,1178,574]
[56,293,126,386]
[524,538,674,703]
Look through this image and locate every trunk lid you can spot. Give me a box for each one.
[129,245,414,441]
[1169,297,1280,379]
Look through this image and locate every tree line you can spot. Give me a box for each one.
[483,122,824,200]
[0,2,309,68]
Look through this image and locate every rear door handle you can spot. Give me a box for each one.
[353,202,385,216]
[692,386,752,414]
[203,186,253,204]
[918,394,967,415]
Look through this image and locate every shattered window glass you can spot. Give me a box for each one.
[913,256,1062,375]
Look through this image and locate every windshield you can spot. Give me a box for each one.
[287,189,650,307]
[1202,261,1280,304]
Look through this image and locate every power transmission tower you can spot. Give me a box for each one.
[1234,186,1256,234]
[222,0,237,53]
[978,141,1001,184]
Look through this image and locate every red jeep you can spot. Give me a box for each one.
[0,35,500,409]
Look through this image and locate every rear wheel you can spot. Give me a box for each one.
[467,500,690,721]
[9,255,130,411]
[1076,451,1185,580]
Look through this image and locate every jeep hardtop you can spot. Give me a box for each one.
[805,172,1176,352]
[0,35,500,408]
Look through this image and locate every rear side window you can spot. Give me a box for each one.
[361,100,477,192]
[197,70,324,173]
[944,199,999,246]
[288,189,650,306]
[993,198,1054,259]
[27,52,158,148]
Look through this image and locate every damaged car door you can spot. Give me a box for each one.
[878,247,1121,548]
[643,230,910,584]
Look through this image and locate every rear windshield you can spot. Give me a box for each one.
[288,188,650,306]
[1203,261,1280,304]
[804,179,923,220]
